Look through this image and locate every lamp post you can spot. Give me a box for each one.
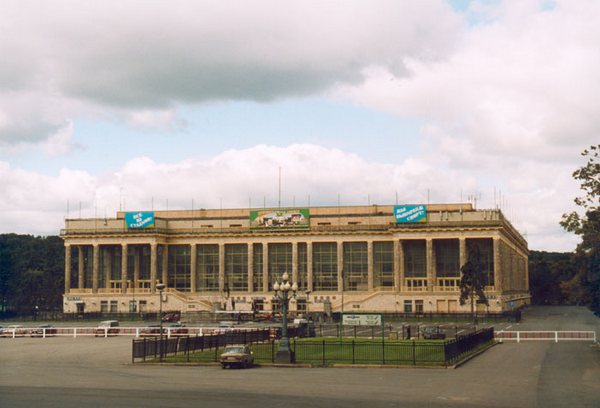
[156,282,165,361]
[273,272,298,363]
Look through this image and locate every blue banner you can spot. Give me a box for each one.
[394,205,427,223]
[125,212,155,229]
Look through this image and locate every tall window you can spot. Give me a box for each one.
[197,244,219,291]
[343,242,368,291]
[373,241,394,288]
[466,238,494,286]
[168,245,191,292]
[297,243,308,291]
[253,244,263,291]
[403,240,426,277]
[225,244,248,291]
[435,239,460,277]
[268,243,292,289]
[313,242,337,291]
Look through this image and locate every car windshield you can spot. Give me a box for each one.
[224,347,245,353]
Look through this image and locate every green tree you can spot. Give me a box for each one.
[560,145,600,311]
[459,243,489,324]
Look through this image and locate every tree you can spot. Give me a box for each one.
[560,144,600,311]
[459,243,489,324]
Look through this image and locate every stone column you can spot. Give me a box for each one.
[337,241,344,292]
[92,244,99,294]
[367,241,374,291]
[426,239,434,291]
[150,243,157,293]
[64,245,71,294]
[77,246,84,289]
[190,244,197,293]
[262,243,269,292]
[161,245,169,288]
[121,244,128,294]
[493,238,501,292]
[133,246,140,292]
[394,240,403,292]
[103,247,111,291]
[292,242,298,284]
[459,238,467,269]
[247,243,254,293]
[307,242,313,292]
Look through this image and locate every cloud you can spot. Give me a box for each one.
[0,144,579,250]
[0,0,462,148]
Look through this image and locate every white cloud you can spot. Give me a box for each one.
[0,144,580,250]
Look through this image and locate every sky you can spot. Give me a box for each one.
[1,0,598,252]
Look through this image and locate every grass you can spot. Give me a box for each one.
[164,337,448,366]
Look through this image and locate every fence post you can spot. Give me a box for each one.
[412,340,416,365]
[555,331,558,343]
[352,339,355,364]
[322,339,326,366]
[517,331,520,343]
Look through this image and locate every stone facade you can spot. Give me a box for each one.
[60,203,530,315]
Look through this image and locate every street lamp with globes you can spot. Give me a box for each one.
[273,272,298,363]
[156,282,166,361]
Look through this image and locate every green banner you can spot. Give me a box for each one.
[250,209,310,229]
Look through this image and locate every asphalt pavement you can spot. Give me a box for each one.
[1,306,599,408]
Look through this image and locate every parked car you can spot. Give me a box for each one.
[30,324,57,337]
[219,344,254,369]
[1,324,28,337]
[94,320,120,337]
[422,326,446,340]
[168,323,188,336]
[140,324,163,337]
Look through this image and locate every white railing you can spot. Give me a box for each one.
[495,330,597,343]
[0,326,252,339]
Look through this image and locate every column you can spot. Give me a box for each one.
[219,243,225,292]
[426,239,434,291]
[247,243,254,293]
[190,244,197,293]
[77,246,84,289]
[262,243,269,292]
[92,244,99,294]
[161,245,168,288]
[307,242,313,292]
[337,241,344,292]
[367,241,374,291]
[493,238,501,292]
[394,240,402,292]
[291,242,298,284]
[103,247,111,291]
[64,245,71,294]
[121,244,128,294]
[459,238,467,269]
[150,243,157,293]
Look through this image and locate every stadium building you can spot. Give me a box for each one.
[60,203,530,316]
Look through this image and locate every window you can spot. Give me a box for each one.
[296,298,307,312]
[268,243,292,289]
[435,239,460,277]
[252,298,264,312]
[466,238,494,286]
[415,300,424,313]
[109,300,118,313]
[197,244,219,291]
[403,300,413,313]
[225,244,248,291]
[129,300,137,313]
[403,240,426,277]
[168,245,191,292]
[343,242,368,291]
[313,242,338,291]
[374,241,394,288]
[100,301,108,313]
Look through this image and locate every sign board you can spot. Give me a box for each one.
[250,209,310,229]
[342,313,382,326]
[394,205,427,223]
[125,211,155,229]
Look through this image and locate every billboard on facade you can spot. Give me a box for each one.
[394,205,427,223]
[250,209,310,229]
[125,211,155,229]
